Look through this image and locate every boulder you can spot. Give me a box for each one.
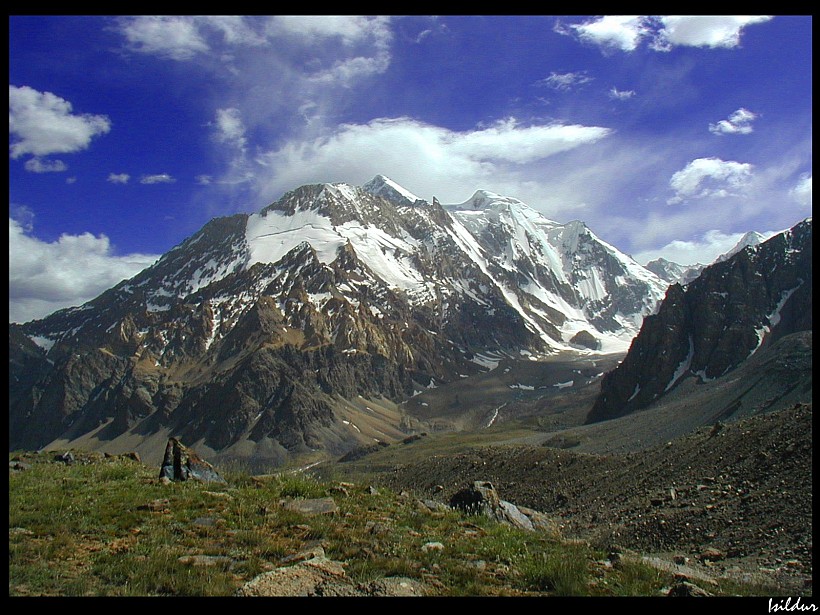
[158,438,226,483]
[54,451,75,465]
[570,330,600,350]
[667,578,713,597]
[450,481,536,531]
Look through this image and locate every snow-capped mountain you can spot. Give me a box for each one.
[443,189,666,352]
[645,258,704,286]
[714,230,767,263]
[9,175,667,464]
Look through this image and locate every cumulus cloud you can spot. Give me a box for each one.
[252,116,611,205]
[140,173,175,184]
[791,173,812,207]
[537,71,594,92]
[709,107,758,135]
[107,172,130,184]
[652,16,773,50]
[9,85,111,159]
[556,15,650,52]
[24,157,67,173]
[668,157,754,204]
[9,218,159,323]
[557,15,772,53]
[608,87,636,101]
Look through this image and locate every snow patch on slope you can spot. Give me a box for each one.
[750,281,804,357]
[665,335,694,392]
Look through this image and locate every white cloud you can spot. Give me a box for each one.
[252,116,611,205]
[608,87,636,101]
[214,107,247,150]
[538,71,594,92]
[140,173,175,184]
[558,15,650,52]
[65,177,77,184]
[557,15,773,53]
[265,15,391,46]
[306,53,392,86]
[9,85,111,159]
[196,174,213,185]
[197,15,269,47]
[10,205,35,232]
[652,16,773,50]
[414,29,433,43]
[118,16,210,60]
[118,16,393,87]
[279,16,393,87]
[632,228,776,266]
[668,157,754,203]
[107,172,130,184]
[709,107,758,135]
[118,16,272,63]
[791,173,812,207]
[24,157,67,173]
[9,218,159,323]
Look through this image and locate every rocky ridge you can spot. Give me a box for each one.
[588,218,811,424]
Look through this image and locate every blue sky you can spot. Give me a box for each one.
[9,15,813,323]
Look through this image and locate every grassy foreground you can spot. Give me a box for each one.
[8,450,760,597]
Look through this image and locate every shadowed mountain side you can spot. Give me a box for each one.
[538,330,811,455]
[588,219,811,424]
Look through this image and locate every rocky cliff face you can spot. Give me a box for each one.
[587,218,812,424]
[9,176,667,463]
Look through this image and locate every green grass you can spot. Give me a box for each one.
[8,449,786,597]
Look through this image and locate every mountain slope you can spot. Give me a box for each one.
[9,176,666,466]
[587,218,812,424]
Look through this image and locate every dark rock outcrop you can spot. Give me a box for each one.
[450,480,534,531]
[159,438,225,483]
[569,330,600,350]
[588,218,811,424]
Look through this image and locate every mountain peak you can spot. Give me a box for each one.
[361,175,421,205]
[450,189,530,212]
[715,230,767,264]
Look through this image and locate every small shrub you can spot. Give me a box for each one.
[518,549,589,595]
[275,474,327,499]
[610,560,665,596]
